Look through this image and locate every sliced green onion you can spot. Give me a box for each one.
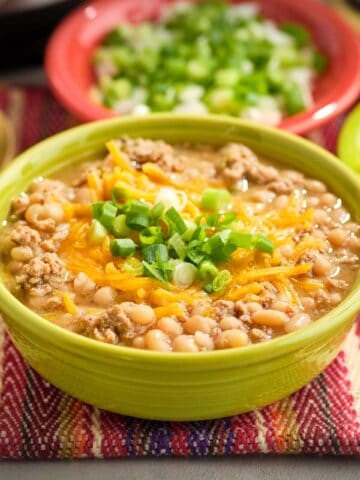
[186,240,206,265]
[200,188,231,211]
[198,260,218,281]
[139,226,163,246]
[217,212,237,228]
[282,82,306,115]
[142,261,167,285]
[128,200,151,215]
[197,212,237,229]
[91,202,105,221]
[88,219,108,245]
[173,262,197,288]
[190,226,207,241]
[254,234,274,253]
[280,22,310,48]
[150,202,165,220]
[207,229,233,261]
[110,238,137,257]
[163,259,177,281]
[94,1,322,119]
[112,214,132,237]
[166,258,182,275]
[126,212,150,230]
[99,202,118,230]
[212,269,232,293]
[197,213,218,227]
[123,257,144,276]
[111,187,128,202]
[168,233,187,259]
[143,244,168,264]
[165,206,187,234]
[228,231,253,249]
[203,282,214,294]
[182,220,197,242]
[125,200,151,230]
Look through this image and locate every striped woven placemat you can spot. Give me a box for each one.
[0,86,359,458]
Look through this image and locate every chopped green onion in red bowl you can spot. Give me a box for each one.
[45,0,360,134]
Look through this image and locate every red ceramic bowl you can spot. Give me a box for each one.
[45,0,360,134]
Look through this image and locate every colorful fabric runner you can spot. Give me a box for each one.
[0,86,359,459]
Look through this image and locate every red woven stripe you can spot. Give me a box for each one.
[170,422,192,456]
[20,366,63,459]
[230,413,260,454]
[325,352,360,455]
[0,332,28,459]
[100,411,128,457]
[71,403,95,458]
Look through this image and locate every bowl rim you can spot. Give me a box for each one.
[338,103,360,176]
[44,0,360,133]
[0,113,359,367]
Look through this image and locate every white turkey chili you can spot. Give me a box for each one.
[1,138,359,352]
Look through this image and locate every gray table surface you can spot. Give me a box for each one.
[0,68,359,479]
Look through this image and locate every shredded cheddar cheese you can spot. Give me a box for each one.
[87,171,104,200]
[154,304,185,319]
[141,162,172,184]
[62,292,77,315]
[114,180,156,202]
[226,282,262,301]
[106,140,134,172]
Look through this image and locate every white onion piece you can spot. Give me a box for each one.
[132,104,150,116]
[173,262,197,288]
[156,188,188,211]
[179,85,204,103]
[231,3,259,18]
[173,101,208,114]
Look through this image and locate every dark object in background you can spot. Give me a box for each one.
[347,1,360,10]
[0,0,83,70]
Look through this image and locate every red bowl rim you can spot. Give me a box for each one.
[45,0,360,134]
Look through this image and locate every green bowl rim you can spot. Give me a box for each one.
[0,114,359,367]
[338,102,360,177]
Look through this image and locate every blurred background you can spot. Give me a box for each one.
[1,0,360,167]
[0,0,82,70]
[0,1,359,72]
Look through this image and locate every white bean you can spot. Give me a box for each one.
[74,187,93,204]
[284,313,311,333]
[73,272,95,296]
[194,332,214,351]
[10,246,33,262]
[312,255,334,277]
[44,203,64,222]
[127,304,155,326]
[157,316,183,336]
[327,228,348,248]
[306,180,327,193]
[319,193,337,208]
[173,335,199,352]
[132,336,146,349]
[219,316,243,330]
[252,309,289,327]
[215,330,248,349]
[184,315,214,334]
[93,287,116,307]
[145,329,171,352]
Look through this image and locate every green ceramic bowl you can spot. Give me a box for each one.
[338,103,360,175]
[0,115,359,421]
